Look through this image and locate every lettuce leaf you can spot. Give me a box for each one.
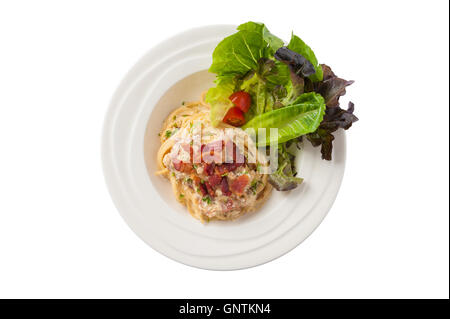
[304,65,357,159]
[209,30,265,76]
[314,64,354,107]
[205,75,236,126]
[237,22,284,55]
[207,22,290,124]
[239,58,290,115]
[274,46,316,78]
[206,22,357,163]
[306,101,358,160]
[242,92,326,146]
[287,34,323,82]
[269,143,303,191]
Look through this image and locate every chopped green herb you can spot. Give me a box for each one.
[185,177,193,183]
[202,196,212,204]
[173,115,176,121]
[250,179,261,195]
[165,130,172,138]
[182,114,188,117]
[221,172,228,177]
[181,101,185,105]
[256,163,263,173]
[171,172,175,177]
[179,194,184,198]
[158,132,161,136]
[192,164,197,169]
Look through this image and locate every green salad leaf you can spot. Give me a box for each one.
[287,34,323,82]
[242,92,326,146]
[269,143,303,191]
[205,22,357,191]
[306,101,358,160]
[237,22,284,55]
[209,30,265,76]
[205,75,236,126]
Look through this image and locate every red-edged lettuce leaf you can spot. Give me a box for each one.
[274,47,316,78]
[303,64,357,160]
[287,34,323,82]
[306,101,358,160]
[314,64,354,107]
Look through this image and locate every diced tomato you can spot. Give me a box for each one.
[230,175,249,195]
[223,107,245,127]
[229,91,251,113]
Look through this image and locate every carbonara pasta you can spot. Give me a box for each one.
[156,93,272,222]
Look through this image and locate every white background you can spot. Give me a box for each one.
[0,0,448,299]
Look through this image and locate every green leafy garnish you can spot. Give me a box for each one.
[202,196,212,204]
[250,179,261,194]
[242,93,325,146]
[206,22,357,190]
[287,34,323,82]
[269,143,303,191]
[165,130,172,138]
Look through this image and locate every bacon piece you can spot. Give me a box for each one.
[180,163,193,174]
[227,162,244,171]
[204,181,215,197]
[215,164,228,175]
[198,182,208,196]
[230,175,249,195]
[172,158,194,174]
[221,177,231,196]
[204,162,215,176]
[215,162,243,174]
[172,158,182,171]
[208,174,222,187]
[193,176,201,186]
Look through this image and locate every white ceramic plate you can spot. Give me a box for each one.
[102,25,346,270]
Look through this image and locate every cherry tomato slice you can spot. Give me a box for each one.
[223,106,245,127]
[229,91,251,113]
